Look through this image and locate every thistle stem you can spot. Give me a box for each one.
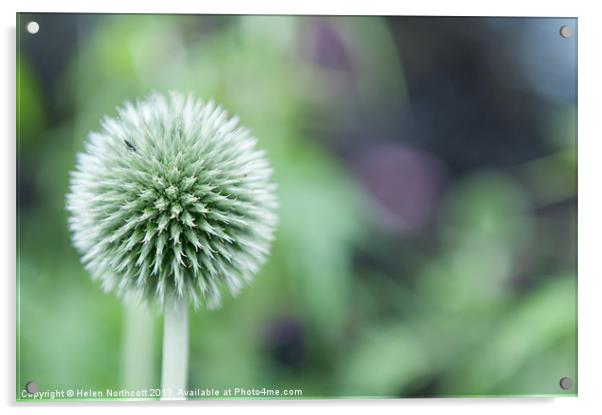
[122,301,155,390]
[161,296,189,399]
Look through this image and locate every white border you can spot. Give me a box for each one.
[3,1,601,414]
[2,0,585,16]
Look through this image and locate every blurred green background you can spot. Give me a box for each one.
[17,14,577,399]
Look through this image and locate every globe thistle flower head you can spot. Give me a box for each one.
[67,92,277,309]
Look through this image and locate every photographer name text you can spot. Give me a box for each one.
[21,386,303,400]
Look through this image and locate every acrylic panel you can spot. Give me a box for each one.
[16,13,577,401]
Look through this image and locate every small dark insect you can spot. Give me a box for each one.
[124,139,137,152]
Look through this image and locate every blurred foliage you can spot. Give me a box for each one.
[17,14,577,399]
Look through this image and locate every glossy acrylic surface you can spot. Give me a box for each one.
[17,13,577,400]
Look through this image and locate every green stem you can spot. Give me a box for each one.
[122,301,155,390]
[160,296,189,399]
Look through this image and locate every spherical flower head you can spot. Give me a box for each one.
[67,92,278,309]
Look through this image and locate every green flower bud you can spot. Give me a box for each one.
[67,92,277,309]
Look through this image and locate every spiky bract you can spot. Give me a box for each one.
[67,93,277,309]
